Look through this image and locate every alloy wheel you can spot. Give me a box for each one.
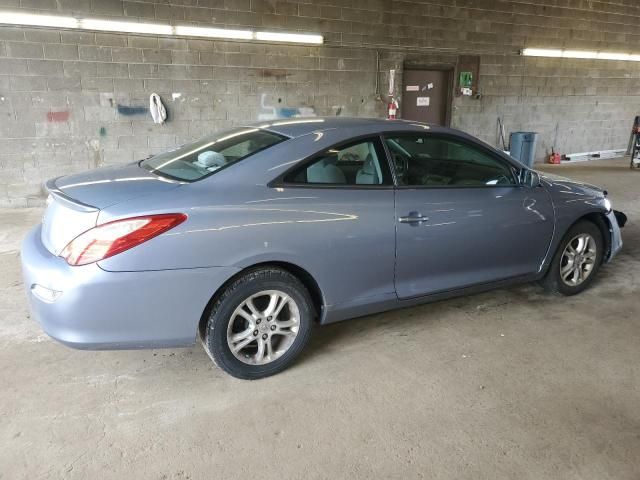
[226,290,300,365]
[560,233,598,287]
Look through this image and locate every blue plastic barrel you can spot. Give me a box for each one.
[509,132,539,167]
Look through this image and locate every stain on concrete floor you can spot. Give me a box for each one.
[0,159,639,479]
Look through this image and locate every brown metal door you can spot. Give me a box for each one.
[401,70,450,125]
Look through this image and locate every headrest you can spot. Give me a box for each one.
[196,151,226,169]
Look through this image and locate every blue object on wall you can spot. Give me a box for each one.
[117,105,148,116]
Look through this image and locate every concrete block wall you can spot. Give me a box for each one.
[1,0,640,206]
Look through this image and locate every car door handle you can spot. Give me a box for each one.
[398,212,429,225]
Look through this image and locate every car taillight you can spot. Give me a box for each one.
[60,213,187,266]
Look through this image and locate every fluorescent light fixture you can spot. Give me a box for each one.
[0,10,324,45]
[522,48,563,57]
[522,47,640,62]
[81,18,172,35]
[256,31,323,44]
[175,25,253,40]
[562,50,597,59]
[0,11,78,29]
[597,52,630,61]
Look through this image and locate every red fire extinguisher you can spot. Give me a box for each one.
[388,98,399,119]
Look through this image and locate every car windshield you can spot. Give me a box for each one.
[140,128,286,181]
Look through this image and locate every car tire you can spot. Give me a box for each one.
[540,220,604,296]
[203,267,314,380]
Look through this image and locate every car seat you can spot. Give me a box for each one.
[306,155,346,183]
[356,154,380,184]
[356,143,383,184]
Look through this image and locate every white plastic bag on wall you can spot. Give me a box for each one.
[149,93,166,125]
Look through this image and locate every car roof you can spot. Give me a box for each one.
[242,116,525,171]
[241,116,453,138]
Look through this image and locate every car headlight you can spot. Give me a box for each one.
[603,198,612,212]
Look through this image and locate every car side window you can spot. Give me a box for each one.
[283,138,391,186]
[385,134,516,187]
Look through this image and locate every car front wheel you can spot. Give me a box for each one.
[203,267,314,379]
[541,220,604,296]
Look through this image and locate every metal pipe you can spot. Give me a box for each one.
[375,50,380,100]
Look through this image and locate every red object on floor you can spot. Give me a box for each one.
[548,151,561,164]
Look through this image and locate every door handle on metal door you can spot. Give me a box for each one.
[398,211,429,225]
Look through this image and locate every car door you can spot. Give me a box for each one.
[275,136,397,313]
[385,132,554,299]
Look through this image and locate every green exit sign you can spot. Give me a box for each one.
[459,71,473,88]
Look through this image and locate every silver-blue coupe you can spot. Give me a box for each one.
[21,118,625,378]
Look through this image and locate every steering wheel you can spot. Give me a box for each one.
[392,153,409,183]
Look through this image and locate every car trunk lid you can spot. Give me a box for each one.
[53,163,182,209]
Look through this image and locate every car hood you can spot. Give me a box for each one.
[52,163,182,209]
[538,171,605,196]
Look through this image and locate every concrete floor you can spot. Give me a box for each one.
[1,158,639,479]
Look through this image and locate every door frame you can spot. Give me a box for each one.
[401,64,454,127]
[380,130,523,188]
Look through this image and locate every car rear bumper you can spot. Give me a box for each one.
[21,225,239,350]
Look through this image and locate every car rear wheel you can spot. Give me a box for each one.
[541,220,604,296]
[203,267,314,379]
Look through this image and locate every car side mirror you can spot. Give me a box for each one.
[519,169,541,188]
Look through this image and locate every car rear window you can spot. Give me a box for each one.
[140,128,286,181]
